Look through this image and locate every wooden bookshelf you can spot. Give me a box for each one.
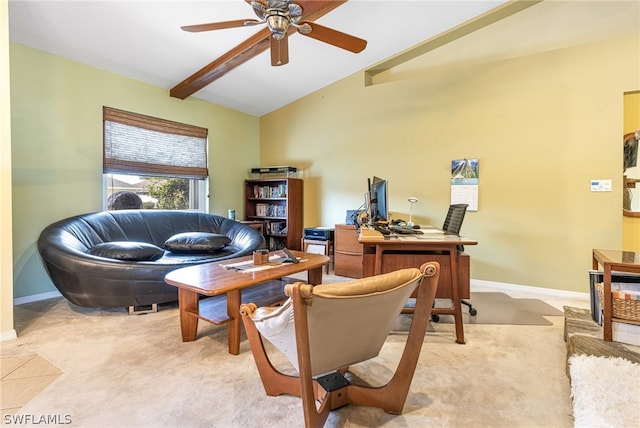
[244,178,303,250]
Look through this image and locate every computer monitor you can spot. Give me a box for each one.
[369,176,389,224]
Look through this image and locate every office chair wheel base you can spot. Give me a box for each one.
[431,314,440,322]
[461,299,477,316]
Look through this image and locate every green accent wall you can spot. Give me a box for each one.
[10,43,260,299]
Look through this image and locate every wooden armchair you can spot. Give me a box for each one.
[240,262,440,427]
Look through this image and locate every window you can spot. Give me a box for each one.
[103,107,208,211]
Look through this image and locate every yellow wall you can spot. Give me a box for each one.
[623,91,640,251]
[9,43,260,299]
[1,1,16,339]
[261,33,640,293]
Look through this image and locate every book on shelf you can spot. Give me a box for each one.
[253,184,287,199]
[265,221,286,236]
[269,236,286,250]
[255,203,286,217]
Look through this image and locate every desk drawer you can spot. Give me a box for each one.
[335,224,362,253]
[334,251,363,278]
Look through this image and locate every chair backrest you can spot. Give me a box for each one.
[442,203,468,235]
[249,268,424,377]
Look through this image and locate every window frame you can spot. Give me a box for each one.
[102,107,209,211]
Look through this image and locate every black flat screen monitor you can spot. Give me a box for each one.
[370,176,389,224]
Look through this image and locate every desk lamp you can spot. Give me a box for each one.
[407,197,418,228]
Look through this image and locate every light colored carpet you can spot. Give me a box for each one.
[1,284,587,427]
[569,355,640,428]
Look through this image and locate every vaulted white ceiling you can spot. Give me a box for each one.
[8,1,639,116]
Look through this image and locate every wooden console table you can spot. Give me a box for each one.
[592,249,640,341]
[359,230,477,344]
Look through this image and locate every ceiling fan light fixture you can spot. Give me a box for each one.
[267,13,289,40]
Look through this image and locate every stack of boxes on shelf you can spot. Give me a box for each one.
[589,270,640,346]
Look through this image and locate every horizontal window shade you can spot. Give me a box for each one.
[103,107,208,178]
[104,107,207,138]
[103,159,208,178]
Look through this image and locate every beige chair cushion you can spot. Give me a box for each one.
[250,268,423,376]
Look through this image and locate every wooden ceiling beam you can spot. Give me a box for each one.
[170,0,347,100]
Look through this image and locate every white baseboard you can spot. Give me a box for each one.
[14,290,62,306]
[471,279,590,301]
[0,329,18,342]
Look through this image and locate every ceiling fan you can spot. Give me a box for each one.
[181,0,367,67]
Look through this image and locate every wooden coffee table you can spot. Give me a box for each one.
[164,250,329,354]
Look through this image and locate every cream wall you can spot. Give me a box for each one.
[260,33,640,293]
[10,43,260,300]
[1,1,16,340]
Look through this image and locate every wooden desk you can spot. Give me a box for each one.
[165,251,329,354]
[359,230,478,344]
[592,249,640,341]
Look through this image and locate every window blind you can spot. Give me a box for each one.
[103,107,208,178]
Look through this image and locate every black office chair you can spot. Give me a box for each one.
[441,203,477,317]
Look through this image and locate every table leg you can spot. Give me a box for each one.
[374,244,384,275]
[449,250,465,344]
[227,289,242,355]
[603,263,613,341]
[178,288,199,342]
[307,266,324,285]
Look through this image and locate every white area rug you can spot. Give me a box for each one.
[569,354,640,427]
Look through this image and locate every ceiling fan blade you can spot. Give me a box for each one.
[271,34,289,66]
[172,1,347,99]
[181,19,260,32]
[300,22,367,53]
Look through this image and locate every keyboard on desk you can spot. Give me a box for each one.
[372,225,391,235]
[390,226,423,235]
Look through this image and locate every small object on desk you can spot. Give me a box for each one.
[419,227,445,235]
[282,247,300,263]
[374,225,391,235]
[358,227,385,241]
[390,226,423,235]
[407,197,419,227]
[253,249,269,265]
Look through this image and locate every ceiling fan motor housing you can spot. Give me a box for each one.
[267,11,290,39]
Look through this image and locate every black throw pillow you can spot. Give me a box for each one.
[164,232,231,253]
[87,241,165,261]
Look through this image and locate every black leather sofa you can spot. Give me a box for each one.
[37,210,266,309]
